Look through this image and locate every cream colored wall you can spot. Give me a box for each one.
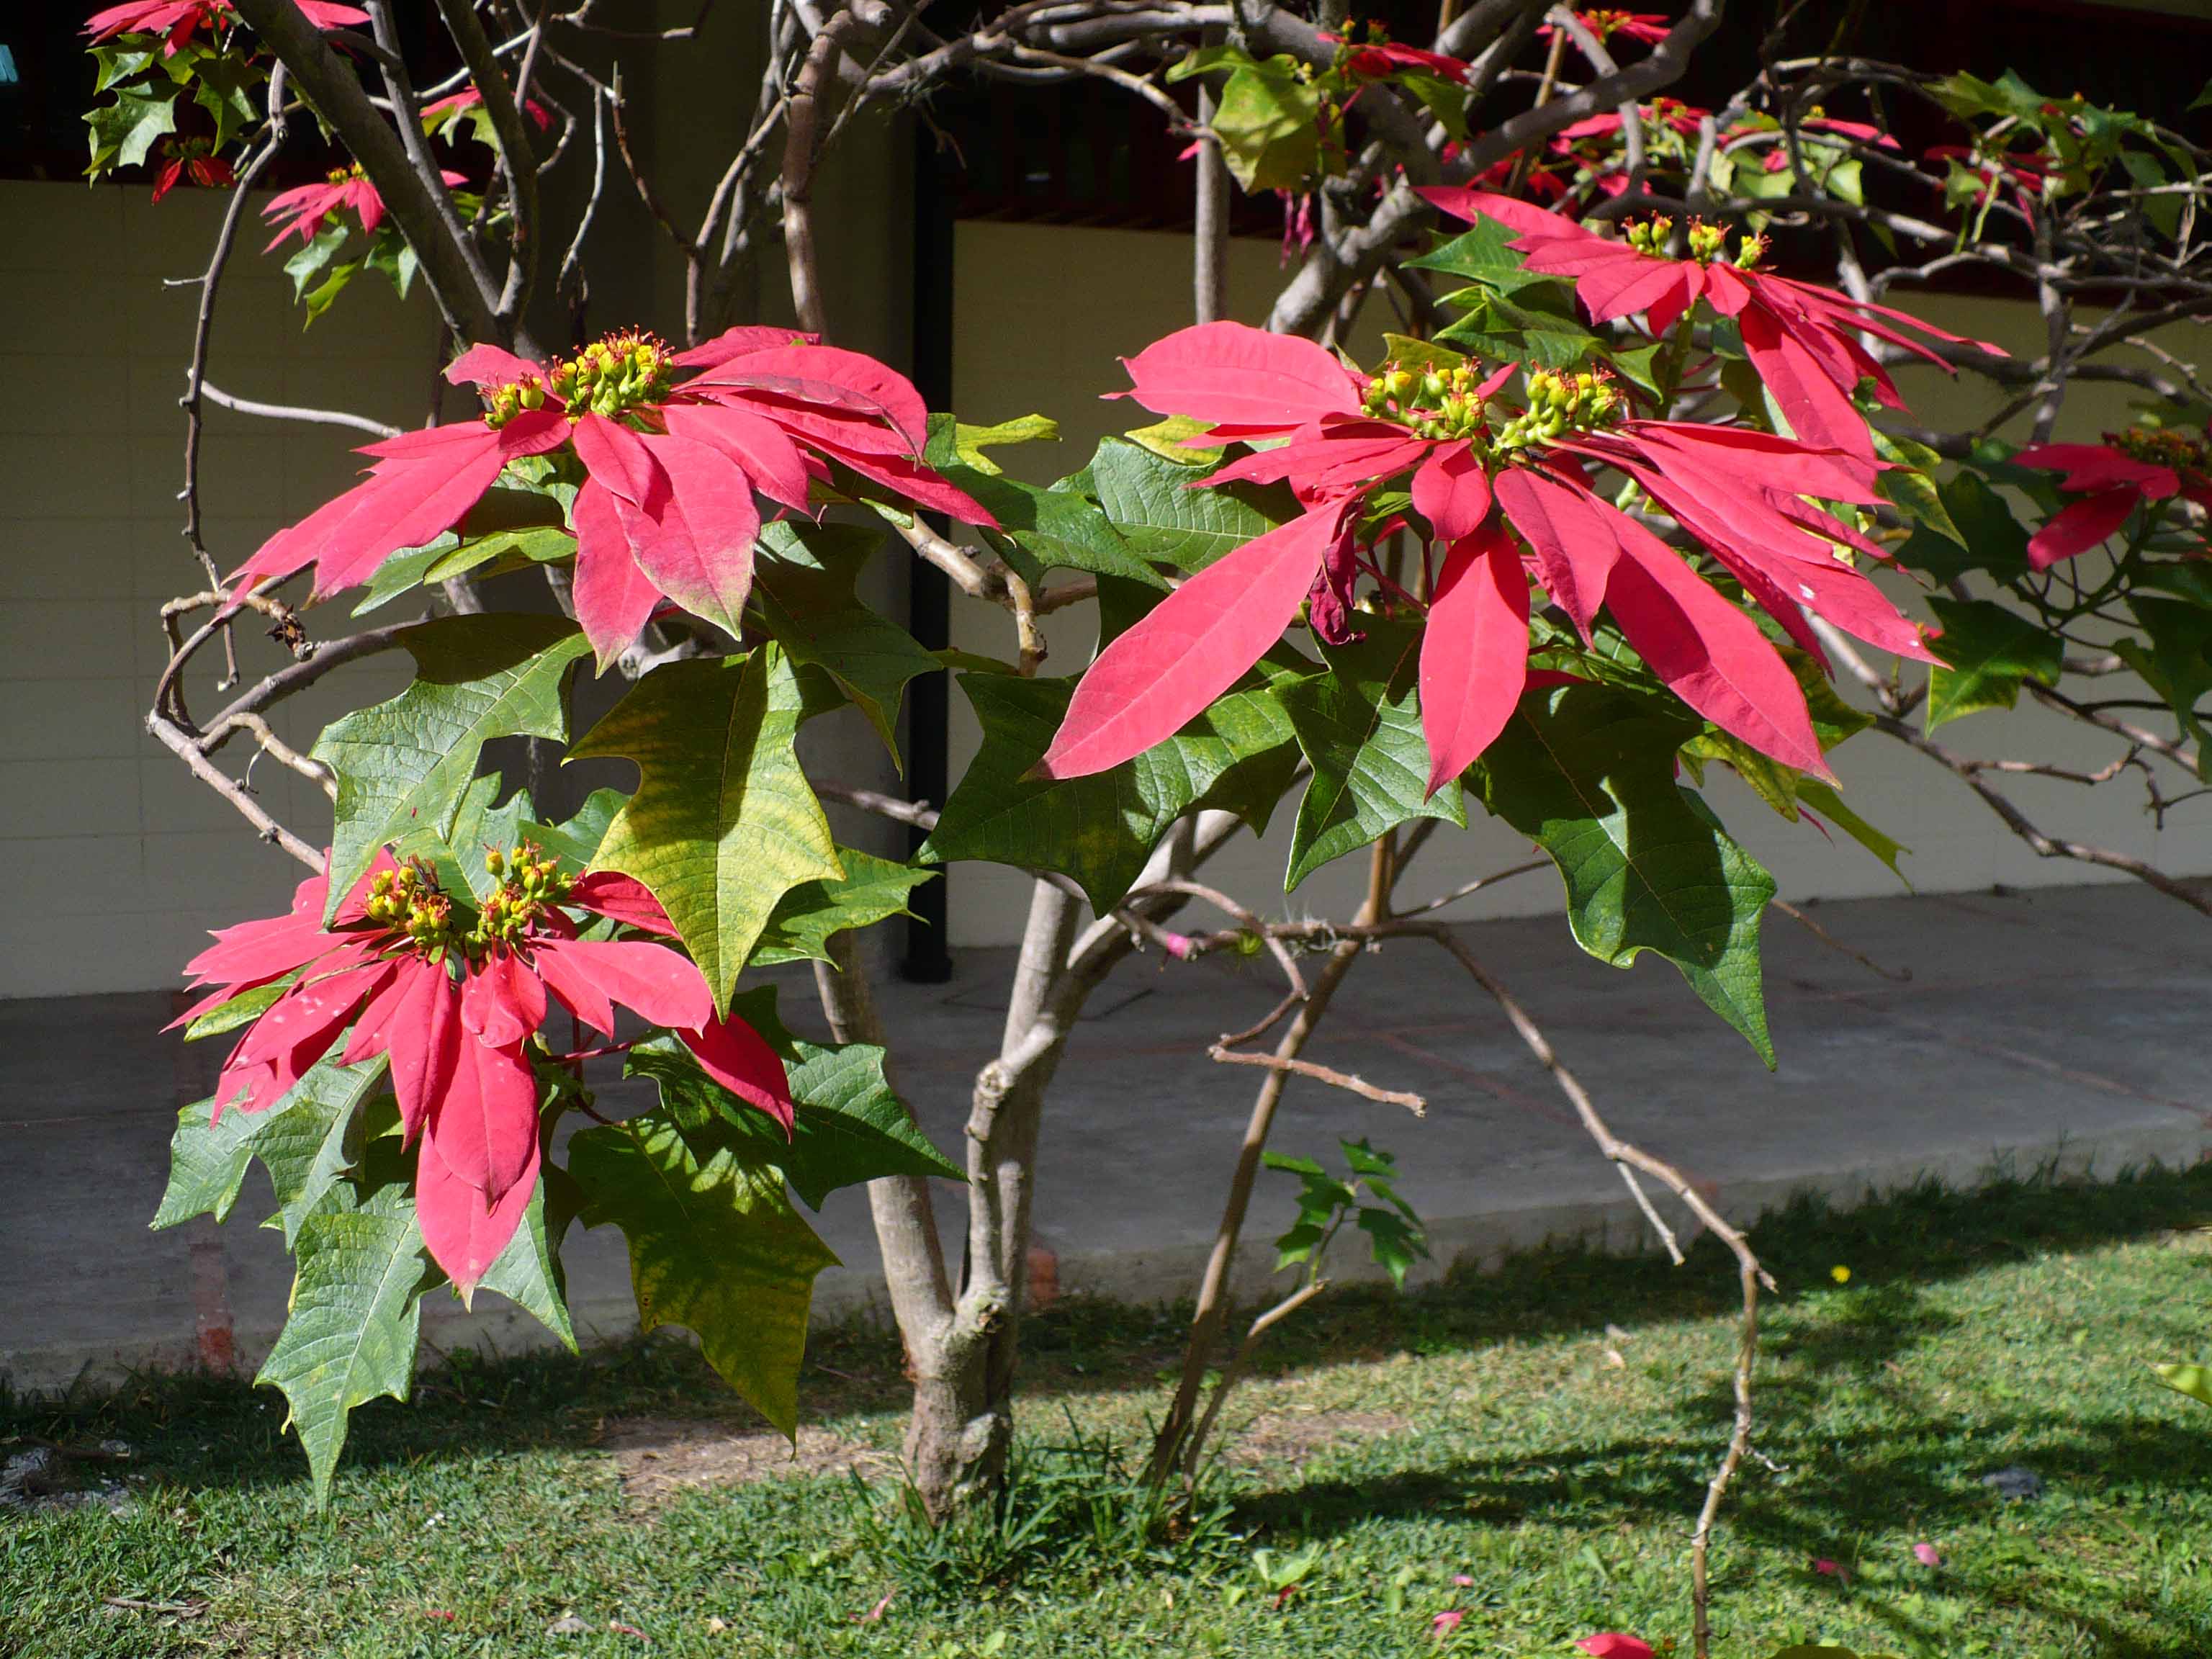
[943,220,2212,946]
[8,185,2206,992]
[1,179,423,997]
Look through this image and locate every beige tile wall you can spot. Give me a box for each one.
[9,183,2208,990]
[1,179,422,997]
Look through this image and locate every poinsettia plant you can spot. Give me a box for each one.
[107,2,2212,1654]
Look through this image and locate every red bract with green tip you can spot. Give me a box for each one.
[228,326,995,667]
[1043,318,1933,791]
[179,846,791,1290]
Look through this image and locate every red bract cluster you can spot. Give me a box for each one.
[180,848,791,1289]
[85,0,367,55]
[263,164,468,249]
[1042,314,1936,794]
[2015,429,2212,567]
[230,326,994,665]
[150,138,235,202]
[1428,189,1995,463]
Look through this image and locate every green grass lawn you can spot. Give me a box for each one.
[9,1166,2212,1659]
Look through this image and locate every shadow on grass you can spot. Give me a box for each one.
[6,1159,2209,1502]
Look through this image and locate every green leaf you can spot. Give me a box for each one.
[1925,595,2062,730]
[1797,781,1910,883]
[256,1184,428,1503]
[282,223,353,303]
[1090,437,1295,573]
[91,44,157,94]
[925,451,1165,588]
[1872,431,1962,545]
[750,849,935,968]
[2119,595,2212,759]
[1407,217,1548,294]
[300,258,361,328]
[422,525,577,585]
[535,788,626,869]
[940,413,1061,475]
[152,1097,261,1230]
[571,644,842,1015]
[628,1025,958,1210]
[1379,335,1470,375]
[474,1180,578,1351]
[352,534,462,616]
[1896,471,2031,583]
[1474,684,1778,1064]
[1437,290,1607,369]
[183,979,292,1041]
[248,1058,388,1248]
[189,53,263,150]
[1119,415,1223,466]
[569,1112,838,1435]
[84,79,179,175]
[1681,729,1802,821]
[920,670,1298,910]
[1208,55,1324,192]
[754,523,941,755]
[2157,1361,2212,1408]
[313,613,593,917]
[1279,620,1464,891]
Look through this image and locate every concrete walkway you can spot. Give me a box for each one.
[5,881,2209,1395]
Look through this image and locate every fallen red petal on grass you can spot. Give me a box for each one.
[608,1621,649,1639]
[1452,1573,1474,1587]
[1914,1542,1943,1567]
[1812,1556,1846,1578]
[1578,1637,1655,1659]
[423,1609,456,1622]
[1431,1609,1465,1635]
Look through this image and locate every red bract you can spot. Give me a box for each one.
[1578,1637,1657,1659]
[1552,100,1707,150]
[263,164,468,250]
[422,84,555,132]
[1539,9,1671,50]
[150,139,235,202]
[1744,116,1897,171]
[1321,30,1470,83]
[2015,428,2212,567]
[230,326,993,665]
[85,0,367,55]
[179,846,792,1289]
[1424,189,1998,461]
[1047,320,1932,790]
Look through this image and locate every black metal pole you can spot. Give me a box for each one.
[902,122,956,983]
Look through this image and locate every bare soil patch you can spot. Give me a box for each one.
[599,1417,884,1507]
[1225,1409,1412,1467]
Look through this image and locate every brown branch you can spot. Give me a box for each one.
[1419,927,1765,1659]
[1205,1044,1426,1113]
[433,0,540,319]
[1874,714,2212,919]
